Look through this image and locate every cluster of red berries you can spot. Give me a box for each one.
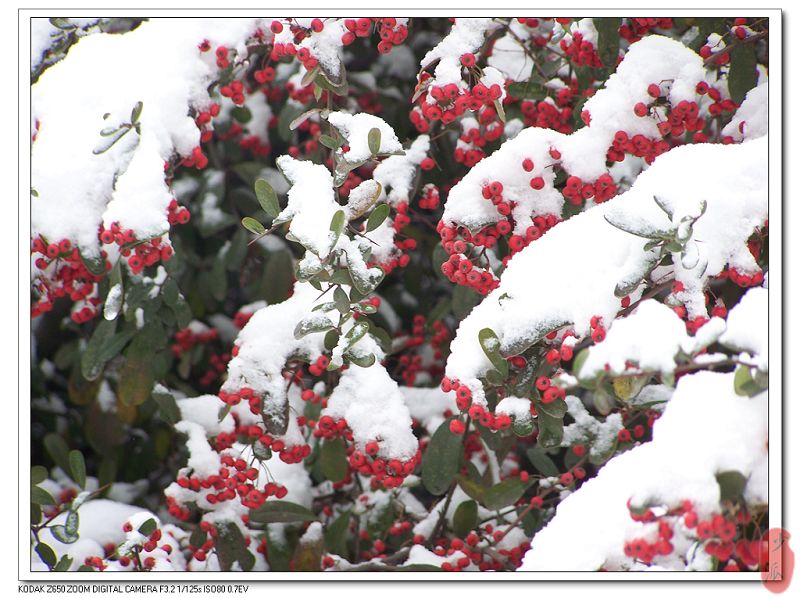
[506,214,561,260]
[519,99,574,134]
[618,17,674,44]
[562,173,618,205]
[535,375,568,405]
[100,224,175,277]
[415,529,532,571]
[181,146,209,170]
[720,267,765,288]
[607,129,670,165]
[175,454,289,511]
[348,443,421,489]
[440,252,499,296]
[308,354,331,377]
[31,236,105,322]
[589,315,607,343]
[170,327,219,358]
[233,309,257,329]
[560,30,603,67]
[370,18,409,54]
[418,183,440,210]
[543,329,576,365]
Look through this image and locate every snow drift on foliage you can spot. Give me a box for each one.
[445,136,767,404]
[442,35,709,232]
[31,18,261,256]
[520,371,767,571]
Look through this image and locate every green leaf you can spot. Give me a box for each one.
[716,470,747,503]
[35,543,57,568]
[54,555,73,572]
[319,135,342,150]
[65,510,79,537]
[51,524,78,544]
[324,510,351,557]
[249,501,317,524]
[80,250,107,277]
[263,250,294,305]
[493,99,506,124]
[365,203,390,233]
[44,433,71,475]
[452,285,480,320]
[80,318,116,381]
[152,388,181,425]
[728,43,758,105]
[483,477,529,511]
[342,320,368,349]
[138,517,157,536]
[68,450,86,489]
[118,352,155,407]
[255,179,280,219]
[278,104,306,142]
[594,17,621,68]
[367,127,382,155]
[345,351,376,368]
[216,521,256,572]
[31,466,48,486]
[733,365,763,397]
[294,315,335,339]
[290,107,322,131]
[452,500,478,537]
[31,485,57,506]
[320,438,348,483]
[130,100,143,124]
[506,80,547,99]
[456,475,487,504]
[329,210,346,250]
[478,328,509,378]
[324,329,340,351]
[526,446,560,477]
[231,105,252,124]
[242,216,266,236]
[422,418,463,495]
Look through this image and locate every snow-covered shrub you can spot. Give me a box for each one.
[30,16,770,573]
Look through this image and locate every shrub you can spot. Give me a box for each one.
[30,16,770,573]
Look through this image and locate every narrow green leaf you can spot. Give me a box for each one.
[483,477,529,511]
[324,510,351,557]
[294,315,335,339]
[526,446,560,477]
[35,543,57,568]
[422,418,463,495]
[51,524,78,544]
[130,101,143,124]
[716,470,747,503]
[216,521,255,572]
[319,135,342,150]
[31,485,57,506]
[728,43,758,105]
[152,388,181,425]
[68,450,86,489]
[54,555,73,572]
[255,179,280,219]
[44,433,71,474]
[242,216,266,235]
[138,518,157,536]
[329,210,346,250]
[453,500,478,537]
[367,127,382,155]
[249,500,317,524]
[31,466,48,486]
[478,328,509,378]
[320,438,348,482]
[365,203,390,233]
[594,17,621,68]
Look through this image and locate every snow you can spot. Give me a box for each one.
[520,371,767,571]
[223,283,329,425]
[177,394,235,436]
[580,300,688,377]
[495,396,533,423]
[32,18,261,257]
[344,179,382,220]
[443,35,709,232]
[328,111,402,163]
[372,135,430,206]
[722,81,768,142]
[487,21,534,82]
[560,396,623,460]
[420,18,502,88]
[324,364,418,461]
[275,156,340,258]
[399,386,457,435]
[719,287,768,370]
[445,136,767,404]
